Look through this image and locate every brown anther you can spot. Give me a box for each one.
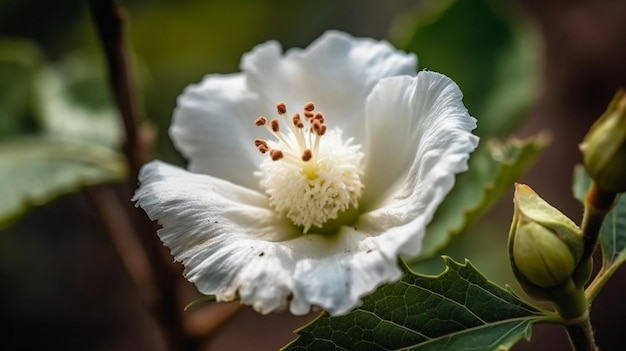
[257,144,269,154]
[292,113,304,128]
[301,149,313,161]
[276,102,287,115]
[270,149,284,161]
[311,119,321,134]
[319,124,327,136]
[255,116,267,126]
[254,139,269,154]
[304,111,314,119]
[270,118,280,132]
[303,102,315,112]
[311,120,327,136]
[254,139,268,148]
[314,112,325,123]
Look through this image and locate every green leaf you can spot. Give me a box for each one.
[283,258,547,351]
[573,166,626,265]
[0,137,127,228]
[0,48,130,226]
[395,0,539,138]
[601,195,626,264]
[416,133,550,262]
[34,50,123,148]
[572,165,592,204]
[0,37,43,136]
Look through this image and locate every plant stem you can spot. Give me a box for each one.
[88,1,198,350]
[557,181,615,351]
[585,260,624,302]
[578,181,618,303]
[564,310,598,351]
[85,185,159,306]
[580,182,617,263]
[88,0,151,182]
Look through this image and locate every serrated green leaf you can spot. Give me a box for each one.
[416,133,550,262]
[0,137,127,228]
[395,0,539,138]
[283,258,547,351]
[573,166,626,265]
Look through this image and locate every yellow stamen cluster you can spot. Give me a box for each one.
[253,101,364,233]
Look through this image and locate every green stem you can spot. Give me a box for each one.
[558,181,617,351]
[578,181,618,302]
[564,310,598,351]
[549,275,597,350]
[586,258,625,302]
[580,182,617,263]
[552,281,587,320]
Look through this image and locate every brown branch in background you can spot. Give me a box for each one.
[88,1,198,350]
[85,185,158,308]
[88,0,148,182]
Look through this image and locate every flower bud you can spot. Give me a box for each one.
[580,89,626,193]
[509,184,584,290]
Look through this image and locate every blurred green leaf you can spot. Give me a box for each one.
[0,37,43,136]
[283,258,546,351]
[0,137,127,228]
[415,133,550,263]
[395,0,539,138]
[0,46,129,227]
[573,166,626,266]
[34,50,123,147]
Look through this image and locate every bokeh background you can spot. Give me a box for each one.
[1,0,626,350]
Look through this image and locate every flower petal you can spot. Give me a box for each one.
[133,161,405,315]
[241,30,417,144]
[359,72,479,258]
[170,73,265,189]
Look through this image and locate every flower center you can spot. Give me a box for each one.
[254,102,364,233]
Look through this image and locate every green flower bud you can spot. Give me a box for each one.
[513,221,576,288]
[509,184,584,291]
[580,89,626,193]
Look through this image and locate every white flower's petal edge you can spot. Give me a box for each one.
[133,161,405,316]
[289,233,403,316]
[170,73,265,189]
[133,160,298,313]
[359,72,479,259]
[240,30,417,144]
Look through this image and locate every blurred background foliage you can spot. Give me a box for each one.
[1,0,626,350]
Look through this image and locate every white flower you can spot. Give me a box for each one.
[133,31,479,316]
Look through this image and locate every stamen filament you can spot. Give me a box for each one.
[263,122,297,154]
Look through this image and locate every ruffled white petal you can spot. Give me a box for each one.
[170,74,265,189]
[359,72,479,259]
[134,161,404,315]
[241,30,417,144]
[171,32,416,188]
